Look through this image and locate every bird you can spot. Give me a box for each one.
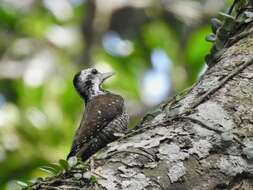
[67,68,129,161]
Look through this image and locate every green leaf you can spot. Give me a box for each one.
[39,167,55,175]
[47,163,63,172]
[16,180,28,187]
[205,34,216,42]
[210,18,222,33]
[218,12,234,20]
[40,166,59,175]
[58,159,69,171]
[90,175,97,184]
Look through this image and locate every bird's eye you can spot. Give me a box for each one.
[91,69,98,74]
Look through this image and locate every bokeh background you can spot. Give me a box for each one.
[0,0,233,189]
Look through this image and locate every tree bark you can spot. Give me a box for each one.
[28,1,253,189]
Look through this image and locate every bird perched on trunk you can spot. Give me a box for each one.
[67,68,129,161]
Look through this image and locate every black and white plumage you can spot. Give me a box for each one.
[67,68,129,161]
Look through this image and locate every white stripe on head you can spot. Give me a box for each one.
[74,68,105,102]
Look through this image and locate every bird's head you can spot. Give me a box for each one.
[73,68,114,101]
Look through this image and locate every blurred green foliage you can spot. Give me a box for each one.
[0,0,231,189]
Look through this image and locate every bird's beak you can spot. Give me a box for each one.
[100,71,115,82]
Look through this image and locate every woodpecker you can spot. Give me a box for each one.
[67,68,129,161]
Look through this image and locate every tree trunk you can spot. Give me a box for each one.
[28,1,253,189]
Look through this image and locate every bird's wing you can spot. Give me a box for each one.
[78,111,129,160]
[67,94,124,159]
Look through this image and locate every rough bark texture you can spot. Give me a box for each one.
[28,1,253,189]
